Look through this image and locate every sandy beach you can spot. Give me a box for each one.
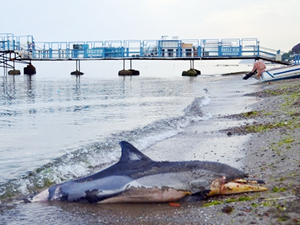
[216,79,300,224]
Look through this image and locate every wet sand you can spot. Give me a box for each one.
[1,78,300,225]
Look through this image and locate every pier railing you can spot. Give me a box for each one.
[29,38,262,60]
[0,33,295,64]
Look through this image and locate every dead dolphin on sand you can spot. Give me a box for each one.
[29,141,267,203]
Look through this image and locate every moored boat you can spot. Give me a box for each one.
[260,64,300,82]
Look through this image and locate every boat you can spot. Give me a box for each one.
[260,64,300,82]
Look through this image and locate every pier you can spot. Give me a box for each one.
[1,33,297,76]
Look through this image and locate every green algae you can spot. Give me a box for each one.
[272,187,287,193]
[202,196,255,207]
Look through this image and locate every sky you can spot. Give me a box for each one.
[2,0,299,52]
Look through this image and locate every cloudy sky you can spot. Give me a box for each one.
[2,0,299,52]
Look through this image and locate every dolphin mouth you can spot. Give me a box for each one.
[208,178,268,197]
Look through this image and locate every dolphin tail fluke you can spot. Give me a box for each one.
[30,189,50,202]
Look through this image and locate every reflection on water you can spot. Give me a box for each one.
[25,75,34,99]
[2,75,16,100]
[1,74,36,100]
[74,75,81,97]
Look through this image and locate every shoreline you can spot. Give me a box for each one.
[97,79,300,224]
[69,78,300,225]
[219,79,300,224]
[71,78,300,224]
[1,78,300,225]
[137,78,300,224]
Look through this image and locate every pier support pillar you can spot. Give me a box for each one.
[118,59,140,76]
[71,60,84,75]
[24,63,36,75]
[182,60,201,76]
[8,69,21,75]
[8,61,20,75]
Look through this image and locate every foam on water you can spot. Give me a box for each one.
[0,95,211,201]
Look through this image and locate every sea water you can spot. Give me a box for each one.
[0,60,259,204]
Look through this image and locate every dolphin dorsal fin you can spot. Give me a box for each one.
[119,141,153,163]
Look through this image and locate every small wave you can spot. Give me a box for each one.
[0,96,211,203]
[184,96,211,117]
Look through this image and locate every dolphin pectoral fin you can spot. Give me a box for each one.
[207,179,268,197]
[179,190,211,202]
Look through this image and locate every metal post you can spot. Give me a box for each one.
[75,60,80,72]
[190,60,194,69]
[4,54,7,75]
[71,59,83,75]
[130,59,132,70]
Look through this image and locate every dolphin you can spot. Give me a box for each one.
[30,141,267,203]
